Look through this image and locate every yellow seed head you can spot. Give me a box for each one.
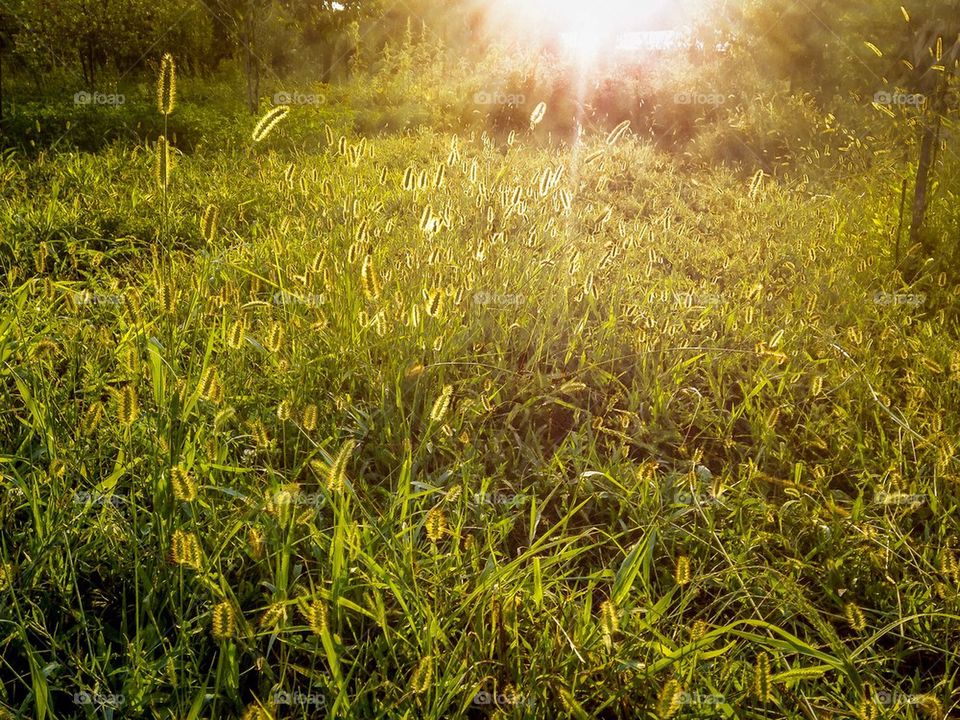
[310,250,327,275]
[811,375,823,396]
[199,366,220,402]
[34,242,48,273]
[501,683,519,705]
[248,526,264,559]
[444,486,462,503]
[425,506,447,542]
[265,321,285,353]
[674,555,691,585]
[252,105,290,143]
[200,204,219,244]
[530,101,547,128]
[170,530,202,570]
[82,401,105,436]
[214,406,236,430]
[347,240,362,265]
[305,599,329,636]
[425,287,444,317]
[212,601,236,640]
[355,217,370,244]
[227,317,246,349]
[607,120,632,146]
[411,655,433,694]
[328,439,357,492]
[844,602,867,632]
[157,53,176,115]
[250,419,271,449]
[240,704,267,720]
[114,385,140,427]
[656,679,682,718]
[690,619,708,640]
[123,289,143,325]
[429,385,453,423]
[940,549,958,585]
[917,694,943,720]
[35,338,60,356]
[64,289,79,313]
[260,602,287,628]
[171,465,197,502]
[753,652,771,702]
[156,276,178,315]
[950,350,960,378]
[361,254,381,301]
[600,600,619,647]
[301,404,318,432]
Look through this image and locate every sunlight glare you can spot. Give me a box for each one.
[491,0,695,63]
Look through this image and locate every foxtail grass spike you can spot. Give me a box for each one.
[252,105,291,143]
[157,53,176,115]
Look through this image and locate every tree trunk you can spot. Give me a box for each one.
[909,81,945,253]
[906,24,960,256]
[88,41,96,90]
[244,11,258,113]
[895,177,908,265]
[909,123,937,252]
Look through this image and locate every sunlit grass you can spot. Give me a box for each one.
[0,93,957,719]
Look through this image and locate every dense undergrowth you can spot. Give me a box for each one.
[0,72,959,720]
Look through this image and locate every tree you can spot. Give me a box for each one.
[896,12,960,253]
[0,2,18,121]
[11,0,211,89]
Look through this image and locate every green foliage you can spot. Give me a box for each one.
[10,0,212,86]
[1,3,960,718]
[1,96,959,717]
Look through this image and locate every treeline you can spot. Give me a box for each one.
[0,1,487,94]
[1,0,956,102]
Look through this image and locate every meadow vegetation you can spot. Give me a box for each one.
[0,1,959,718]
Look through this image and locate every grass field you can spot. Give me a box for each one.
[0,80,959,719]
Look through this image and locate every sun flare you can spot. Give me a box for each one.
[485,0,698,62]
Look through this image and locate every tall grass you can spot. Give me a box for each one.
[0,80,957,720]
